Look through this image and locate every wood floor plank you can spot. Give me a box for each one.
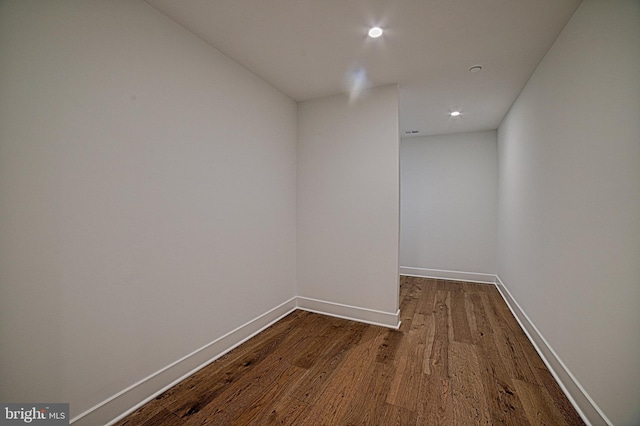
[436,279,449,291]
[386,349,424,411]
[156,360,248,418]
[513,378,568,426]
[485,286,542,356]
[249,395,312,426]
[485,286,522,330]
[425,289,450,377]
[450,341,492,425]
[386,313,425,411]
[157,312,309,417]
[339,361,394,425]
[287,320,368,403]
[469,293,531,426]
[374,329,402,364]
[533,367,586,426]
[415,278,437,316]
[150,348,244,409]
[297,332,380,425]
[465,291,479,337]
[451,284,474,344]
[292,333,332,369]
[180,352,292,425]
[416,374,454,425]
[421,315,436,375]
[163,326,304,419]
[328,340,392,425]
[399,276,412,302]
[227,365,308,425]
[378,403,417,426]
[398,289,419,333]
[481,292,539,385]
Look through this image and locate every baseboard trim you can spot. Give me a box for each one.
[75,295,398,425]
[296,296,401,329]
[399,266,496,284]
[494,276,611,426]
[75,277,607,426]
[71,297,298,426]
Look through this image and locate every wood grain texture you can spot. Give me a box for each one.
[116,277,584,425]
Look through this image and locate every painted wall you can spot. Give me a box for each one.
[400,131,497,281]
[297,86,400,319]
[497,1,640,424]
[0,0,297,421]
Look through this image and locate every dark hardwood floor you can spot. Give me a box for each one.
[116,276,584,425]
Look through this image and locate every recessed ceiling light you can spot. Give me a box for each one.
[450,111,461,117]
[368,27,383,38]
[469,65,483,73]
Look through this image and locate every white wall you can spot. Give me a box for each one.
[497,1,640,424]
[0,0,297,423]
[297,86,400,324]
[400,131,497,282]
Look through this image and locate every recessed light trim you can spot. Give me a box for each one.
[450,111,461,117]
[469,65,483,73]
[368,27,383,38]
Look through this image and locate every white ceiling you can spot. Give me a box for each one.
[145,0,581,137]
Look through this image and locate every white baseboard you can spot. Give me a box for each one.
[296,296,401,329]
[71,297,298,426]
[74,277,607,426]
[494,276,611,426]
[399,266,496,284]
[73,295,398,425]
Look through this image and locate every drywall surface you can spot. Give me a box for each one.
[400,131,497,277]
[0,0,297,419]
[497,1,640,424]
[297,86,400,316]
